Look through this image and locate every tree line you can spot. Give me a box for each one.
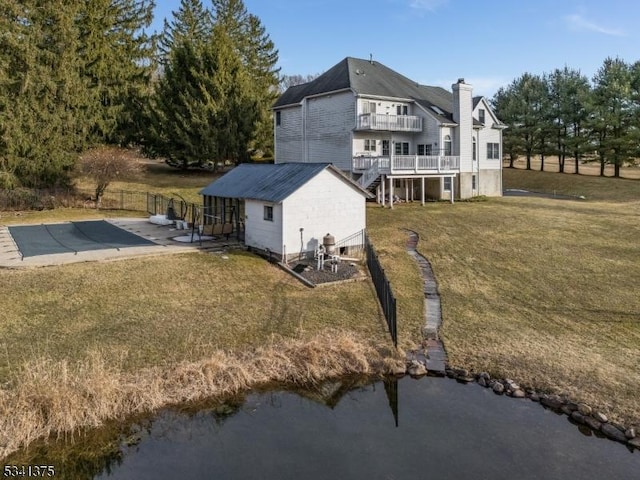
[0,0,279,189]
[492,57,640,177]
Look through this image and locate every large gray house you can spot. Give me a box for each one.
[273,57,506,204]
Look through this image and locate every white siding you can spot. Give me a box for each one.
[244,200,283,254]
[275,106,303,163]
[473,98,502,171]
[282,169,366,258]
[305,91,356,171]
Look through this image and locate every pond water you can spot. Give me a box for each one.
[86,376,638,480]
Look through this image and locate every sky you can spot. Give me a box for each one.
[151,0,640,98]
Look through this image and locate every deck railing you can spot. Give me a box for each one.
[357,113,422,132]
[334,229,366,256]
[353,155,460,174]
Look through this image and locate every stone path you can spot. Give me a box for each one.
[406,230,448,374]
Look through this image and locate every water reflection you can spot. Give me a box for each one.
[6,376,638,479]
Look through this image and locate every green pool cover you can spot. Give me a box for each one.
[8,220,155,258]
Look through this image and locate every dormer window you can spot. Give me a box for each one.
[396,105,408,115]
[478,109,485,124]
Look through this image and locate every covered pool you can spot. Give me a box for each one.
[8,220,156,258]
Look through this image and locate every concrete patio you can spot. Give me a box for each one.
[0,217,243,269]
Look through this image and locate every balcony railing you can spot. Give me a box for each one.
[356,113,422,132]
[353,155,460,175]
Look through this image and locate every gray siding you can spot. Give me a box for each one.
[275,106,303,163]
[305,91,356,171]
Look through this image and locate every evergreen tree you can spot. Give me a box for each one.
[589,57,635,177]
[492,73,547,170]
[492,86,522,168]
[158,0,212,63]
[146,0,216,168]
[0,0,155,188]
[77,0,156,145]
[1,1,88,188]
[212,0,279,159]
[147,0,277,168]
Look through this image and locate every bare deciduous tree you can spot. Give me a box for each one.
[77,146,143,206]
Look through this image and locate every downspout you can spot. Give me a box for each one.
[499,128,503,196]
[273,110,277,162]
[476,128,480,198]
[302,98,308,162]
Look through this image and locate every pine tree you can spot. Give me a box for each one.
[0,0,88,188]
[77,0,156,145]
[0,0,156,188]
[212,0,280,159]
[158,0,212,63]
[147,0,276,168]
[589,57,635,177]
[145,0,220,169]
[492,73,547,170]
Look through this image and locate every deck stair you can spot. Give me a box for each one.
[357,161,381,190]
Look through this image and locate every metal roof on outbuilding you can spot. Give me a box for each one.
[199,162,371,203]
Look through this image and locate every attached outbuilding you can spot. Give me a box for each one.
[199,162,372,261]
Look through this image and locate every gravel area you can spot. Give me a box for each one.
[290,259,364,284]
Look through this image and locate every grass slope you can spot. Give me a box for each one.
[369,171,640,425]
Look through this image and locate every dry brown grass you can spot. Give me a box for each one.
[0,330,397,460]
[368,194,640,427]
[503,166,640,202]
[74,157,221,204]
[0,152,406,461]
[0,251,391,381]
[506,156,640,179]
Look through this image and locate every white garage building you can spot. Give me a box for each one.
[200,163,371,261]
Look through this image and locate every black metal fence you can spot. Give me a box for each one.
[0,187,202,220]
[0,187,154,212]
[365,231,398,348]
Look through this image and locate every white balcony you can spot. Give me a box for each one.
[353,155,460,175]
[356,113,422,132]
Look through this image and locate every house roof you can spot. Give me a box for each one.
[200,163,371,202]
[274,57,457,123]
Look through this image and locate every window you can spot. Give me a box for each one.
[478,109,485,124]
[382,140,389,156]
[394,142,409,155]
[275,111,281,126]
[364,139,376,152]
[487,143,500,160]
[443,177,452,192]
[444,135,452,156]
[417,144,433,155]
[472,174,477,190]
[363,101,377,114]
[396,105,408,115]
[263,205,273,221]
[473,137,477,161]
